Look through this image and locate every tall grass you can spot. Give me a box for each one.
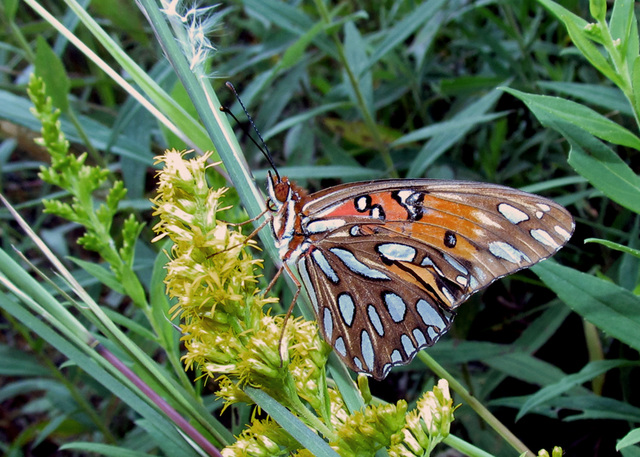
[0,0,638,456]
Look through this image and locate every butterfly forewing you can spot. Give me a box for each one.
[271,178,574,380]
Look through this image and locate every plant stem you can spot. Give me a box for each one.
[419,352,534,457]
[312,0,397,177]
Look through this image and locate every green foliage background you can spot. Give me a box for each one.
[0,0,639,456]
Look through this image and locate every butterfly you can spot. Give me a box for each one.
[266,171,574,380]
[220,83,573,380]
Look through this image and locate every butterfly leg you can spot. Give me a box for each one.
[226,206,269,228]
[277,263,302,366]
[208,212,271,258]
[264,264,284,295]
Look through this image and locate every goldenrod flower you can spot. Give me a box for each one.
[153,150,458,456]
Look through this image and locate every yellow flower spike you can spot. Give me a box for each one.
[332,400,408,455]
[222,418,301,456]
[154,150,337,453]
[389,379,458,456]
[216,376,252,409]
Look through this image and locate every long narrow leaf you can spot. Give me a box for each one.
[517,359,638,420]
[504,88,640,149]
[533,262,640,353]
[244,387,341,457]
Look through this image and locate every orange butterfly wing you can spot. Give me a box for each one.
[293,179,574,379]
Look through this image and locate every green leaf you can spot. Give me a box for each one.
[408,88,502,177]
[4,0,18,21]
[584,238,640,259]
[67,257,125,294]
[279,21,325,72]
[552,395,640,422]
[263,102,350,141]
[533,262,640,353]
[536,81,633,116]
[121,265,147,308]
[242,0,336,58]
[244,387,341,457]
[589,0,607,22]
[150,244,178,354]
[34,36,70,113]
[565,127,640,214]
[483,352,571,387]
[503,88,640,149]
[632,56,640,118]
[609,0,636,63]
[61,442,162,457]
[618,428,640,451]
[344,21,373,116]
[365,0,446,71]
[392,112,507,146]
[517,359,637,419]
[0,344,49,376]
[537,0,623,87]
[254,165,384,181]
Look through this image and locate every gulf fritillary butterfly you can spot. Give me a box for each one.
[222,84,574,381]
[266,172,574,380]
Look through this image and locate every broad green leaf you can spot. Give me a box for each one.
[620,445,640,457]
[533,262,640,353]
[244,387,341,457]
[618,428,640,451]
[566,128,640,214]
[517,359,637,419]
[35,37,70,112]
[503,88,640,149]
[536,81,633,116]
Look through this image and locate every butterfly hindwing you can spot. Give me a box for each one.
[266,176,574,379]
[297,237,454,380]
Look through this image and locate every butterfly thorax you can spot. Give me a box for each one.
[267,172,309,262]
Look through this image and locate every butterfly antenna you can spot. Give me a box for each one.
[222,81,280,180]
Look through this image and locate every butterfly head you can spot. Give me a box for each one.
[266,171,307,259]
